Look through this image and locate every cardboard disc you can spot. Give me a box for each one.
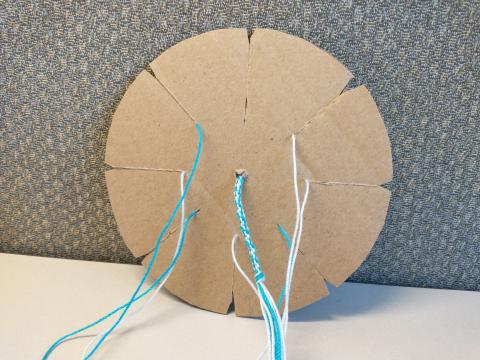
[105,29,392,317]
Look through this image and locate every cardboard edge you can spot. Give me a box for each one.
[105,168,183,258]
[151,28,248,69]
[357,86,393,184]
[251,28,353,80]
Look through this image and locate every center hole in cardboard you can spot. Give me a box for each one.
[234,169,248,178]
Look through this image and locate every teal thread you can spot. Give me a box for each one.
[42,209,198,359]
[42,123,203,360]
[258,283,283,360]
[83,123,203,359]
[276,224,291,309]
[277,224,291,249]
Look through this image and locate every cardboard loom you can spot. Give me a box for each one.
[105,29,392,317]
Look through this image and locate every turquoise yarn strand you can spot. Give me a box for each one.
[276,224,291,249]
[276,224,291,308]
[42,123,203,360]
[83,123,203,359]
[42,209,198,359]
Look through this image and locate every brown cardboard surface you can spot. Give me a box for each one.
[232,139,330,317]
[105,169,182,257]
[147,28,250,313]
[295,85,393,185]
[149,28,249,134]
[232,29,353,316]
[300,184,390,287]
[105,28,392,317]
[142,184,237,314]
[105,70,196,170]
[246,29,353,143]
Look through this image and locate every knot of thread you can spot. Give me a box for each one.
[234,174,265,283]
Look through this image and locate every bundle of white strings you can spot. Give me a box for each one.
[232,134,311,359]
[81,171,187,358]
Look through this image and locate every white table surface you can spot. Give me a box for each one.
[1,253,479,360]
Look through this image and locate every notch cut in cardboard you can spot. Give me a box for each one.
[105,28,392,317]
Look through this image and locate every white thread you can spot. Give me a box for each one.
[81,171,187,358]
[232,235,275,360]
[236,134,311,360]
[257,134,311,360]
[281,134,302,334]
[232,234,284,360]
[282,181,310,335]
[260,281,285,360]
[231,235,258,295]
[282,135,311,337]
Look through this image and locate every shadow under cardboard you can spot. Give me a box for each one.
[289,282,408,322]
[157,280,407,322]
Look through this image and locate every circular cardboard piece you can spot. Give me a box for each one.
[105,29,392,317]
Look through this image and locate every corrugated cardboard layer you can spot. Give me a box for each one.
[231,137,328,316]
[148,28,249,214]
[233,28,355,316]
[105,28,392,317]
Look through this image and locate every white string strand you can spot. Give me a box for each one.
[282,134,311,337]
[231,234,258,295]
[231,234,274,359]
[81,171,187,358]
[237,134,311,360]
[257,176,310,360]
[282,179,310,335]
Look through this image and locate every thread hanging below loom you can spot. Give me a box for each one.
[232,134,311,360]
[81,171,188,358]
[42,123,203,359]
[234,174,286,360]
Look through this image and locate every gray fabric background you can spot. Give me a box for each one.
[1,1,479,291]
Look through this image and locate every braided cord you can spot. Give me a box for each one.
[234,174,285,360]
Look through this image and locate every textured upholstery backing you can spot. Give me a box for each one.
[2,1,479,290]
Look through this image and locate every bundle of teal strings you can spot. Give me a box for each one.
[42,123,203,359]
